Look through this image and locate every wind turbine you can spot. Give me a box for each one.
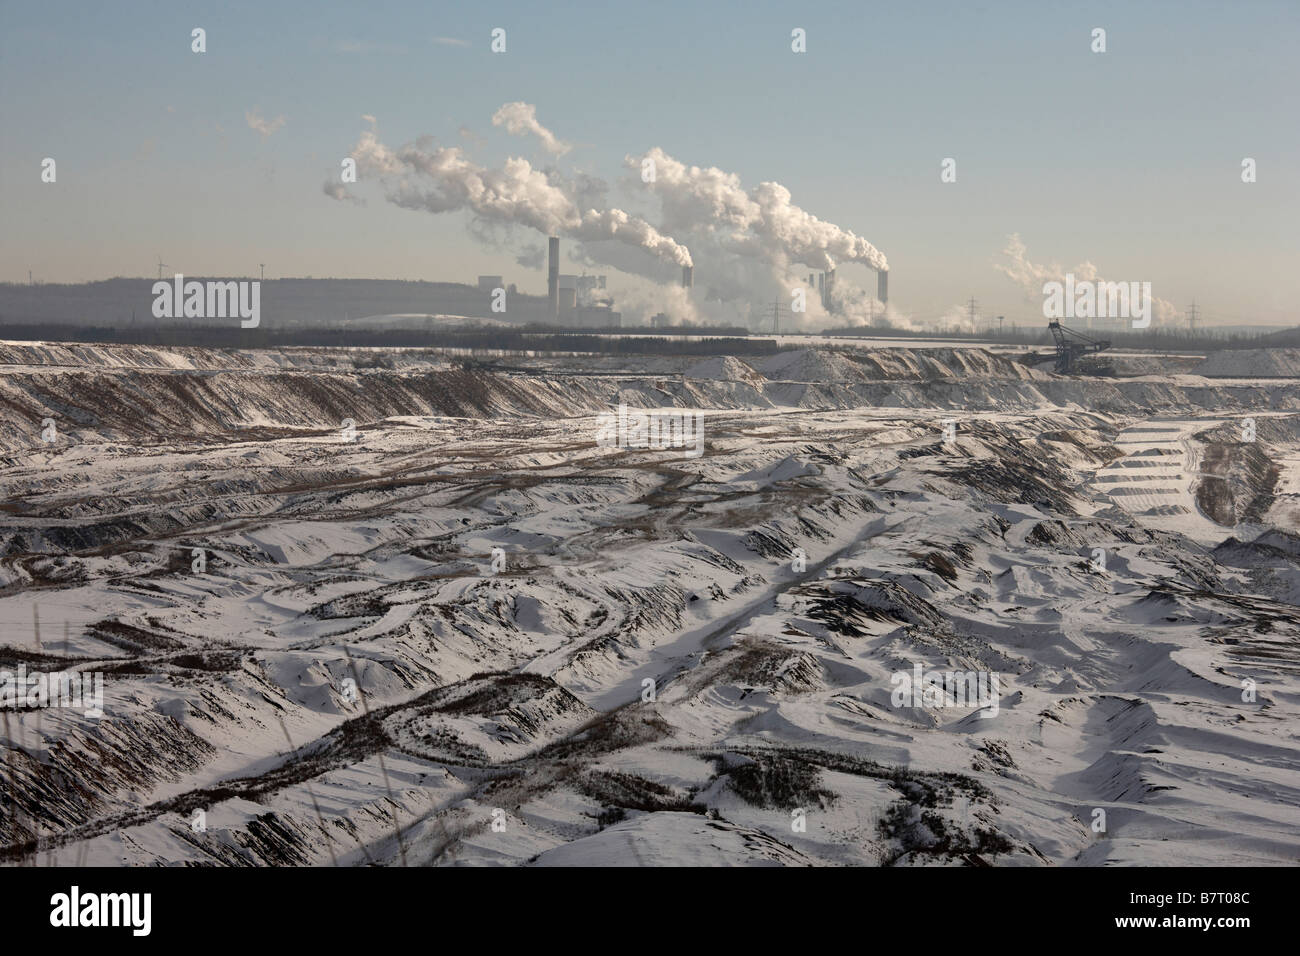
[157,256,169,280]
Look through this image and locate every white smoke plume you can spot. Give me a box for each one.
[515,243,546,269]
[491,102,572,156]
[332,119,692,268]
[325,106,895,328]
[321,180,364,205]
[628,147,888,273]
[614,147,888,329]
[996,233,1178,324]
[609,282,704,327]
[826,281,908,329]
[246,108,286,139]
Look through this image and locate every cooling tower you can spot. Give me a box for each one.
[547,236,560,318]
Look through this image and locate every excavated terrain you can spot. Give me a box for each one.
[2,342,1298,866]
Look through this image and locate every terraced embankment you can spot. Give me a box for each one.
[2,343,1298,865]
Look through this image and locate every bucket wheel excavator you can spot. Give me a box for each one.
[1048,320,1111,373]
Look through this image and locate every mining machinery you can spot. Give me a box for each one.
[1048,320,1111,374]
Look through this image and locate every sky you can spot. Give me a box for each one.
[2,0,1297,328]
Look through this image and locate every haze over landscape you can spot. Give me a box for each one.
[3,0,1297,330]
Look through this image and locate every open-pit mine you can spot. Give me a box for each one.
[2,341,1298,866]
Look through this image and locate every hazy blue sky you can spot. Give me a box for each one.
[2,0,1297,327]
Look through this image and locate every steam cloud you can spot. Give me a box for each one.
[246,108,286,139]
[491,102,572,156]
[629,147,888,274]
[996,233,1178,324]
[322,180,364,205]
[622,147,890,327]
[330,118,691,269]
[326,105,897,326]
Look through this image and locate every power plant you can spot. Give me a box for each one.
[535,236,620,327]
[805,266,887,314]
[547,236,560,319]
[541,235,890,328]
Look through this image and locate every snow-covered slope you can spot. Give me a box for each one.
[1195,348,1300,378]
[2,342,1298,866]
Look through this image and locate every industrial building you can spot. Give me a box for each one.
[540,236,620,326]
[536,235,900,329]
[558,273,608,304]
[547,236,560,318]
[807,266,889,313]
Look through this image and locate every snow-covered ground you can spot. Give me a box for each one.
[1195,348,1300,379]
[1087,420,1236,542]
[2,343,1298,866]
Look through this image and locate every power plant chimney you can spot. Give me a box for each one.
[682,265,693,289]
[547,236,560,318]
[817,272,825,306]
[877,269,888,304]
[824,268,836,312]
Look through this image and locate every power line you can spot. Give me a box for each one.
[769,297,796,334]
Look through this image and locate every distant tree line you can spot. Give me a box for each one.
[0,323,785,357]
[9,318,1290,357]
[823,322,1297,352]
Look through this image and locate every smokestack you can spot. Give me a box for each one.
[547,236,560,318]
[877,269,888,304]
[817,272,825,306]
[682,265,693,289]
[824,268,836,312]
